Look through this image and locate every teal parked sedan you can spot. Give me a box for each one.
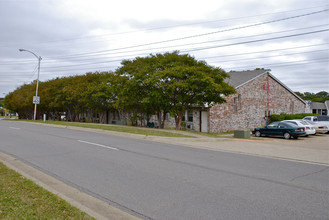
[252,121,306,139]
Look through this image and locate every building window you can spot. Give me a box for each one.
[234,97,237,112]
[290,101,294,113]
[322,109,327,115]
[312,109,317,114]
[238,94,241,109]
[188,110,193,122]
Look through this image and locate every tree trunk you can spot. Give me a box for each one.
[174,113,183,130]
[146,113,151,127]
[99,111,105,124]
[161,111,167,129]
[156,111,162,129]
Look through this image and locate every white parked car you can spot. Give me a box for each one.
[302,120,329,134]
[303,116,329,134]
[283,120,316,136]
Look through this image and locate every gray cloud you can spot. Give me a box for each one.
[0,0,328,97]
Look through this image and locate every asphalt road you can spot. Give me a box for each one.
[0,120,328,220]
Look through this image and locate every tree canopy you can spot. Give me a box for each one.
[295,91,329,102]
[5,52,235,129]
[115,52,235,129]
[4,72,117,122]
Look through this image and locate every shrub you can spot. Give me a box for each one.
[269,113,317,123]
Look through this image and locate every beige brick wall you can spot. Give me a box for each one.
[209,73,306,132]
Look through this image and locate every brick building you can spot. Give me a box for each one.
[163,69,306,132]
[308,101,329,115]
[207,69,306,132]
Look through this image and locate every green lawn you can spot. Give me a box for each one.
[21,120,196,138]
[0,162,94,219]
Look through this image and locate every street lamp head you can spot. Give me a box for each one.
[18,49,40,60]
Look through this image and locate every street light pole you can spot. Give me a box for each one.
[19,49,42,120]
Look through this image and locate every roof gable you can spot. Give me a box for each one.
[225,69,268,88]
[226,69,305,104]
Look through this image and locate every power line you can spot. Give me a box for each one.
[5,24,318,67]
[47,24,328,62]
[38,47,329,70]
[210,49,328,63]
[2,43,328,73]
[2,10,327,79]
[5,22,327,66]
[224,57,329,70]
[47,9,329,59]
[2,4,325,47]
[2,55,328,77]
[182,29,329,52]
[30,25,327,68]
[199,43,329,60]
[3,41,327,67]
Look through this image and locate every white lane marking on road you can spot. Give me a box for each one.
[77,140,119,151]
[9,127,21,130]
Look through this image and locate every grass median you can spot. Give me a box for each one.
[0,161,94,219]
[20,120,197,138]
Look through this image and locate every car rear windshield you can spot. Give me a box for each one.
[317,116,329,121]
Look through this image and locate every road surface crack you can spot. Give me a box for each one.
[291,167,329,181]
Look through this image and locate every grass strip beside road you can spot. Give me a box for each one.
[0,162,94,219]
[22,120,196,138]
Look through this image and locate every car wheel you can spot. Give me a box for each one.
[293,136,298,139]
[255,131,261,137]
[284,132,291,139]
[304,135,309,137]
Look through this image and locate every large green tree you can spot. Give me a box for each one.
[295,91,329,102]
[116,51,235,129]
[4,72,117,121]
[4,83,35,119]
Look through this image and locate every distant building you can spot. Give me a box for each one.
[309,101,329,115]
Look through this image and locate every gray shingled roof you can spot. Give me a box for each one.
[225,69,305,104]
[225,69,269,88]
[311,102,326,109]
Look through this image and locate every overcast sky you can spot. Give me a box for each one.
[0,0,328,97]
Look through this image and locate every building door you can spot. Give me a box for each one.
[201,111,208,132]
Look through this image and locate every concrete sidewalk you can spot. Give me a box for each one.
[145,135,329,165]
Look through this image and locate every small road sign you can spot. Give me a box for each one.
[33,96,40,104]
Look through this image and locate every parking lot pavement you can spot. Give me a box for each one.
[146,134,329,165]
